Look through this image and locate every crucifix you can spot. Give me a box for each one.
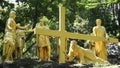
[35,7,118,63]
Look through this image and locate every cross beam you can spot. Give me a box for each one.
[36,7,118,63]
[36,28,118,43]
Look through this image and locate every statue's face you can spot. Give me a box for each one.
[9,11,16,19]
[40,21,44,26]
[13,13,16,19]
[96,19,101,26]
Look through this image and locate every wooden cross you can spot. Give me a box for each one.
[35,7,118,63]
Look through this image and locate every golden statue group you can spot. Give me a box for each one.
[67,19,109,64]
[2,11,29,62]
[2,10,116,65]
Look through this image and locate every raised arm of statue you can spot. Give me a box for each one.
[16,24,30,29]
[28,29,34,32]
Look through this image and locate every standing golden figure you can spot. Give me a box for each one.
[3,11,29,62]
[16,23,26,59]
[93,19,108,60]
[29,18,51,61]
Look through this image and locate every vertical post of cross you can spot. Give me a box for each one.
[59,7,65,31]
[59,7,66,63]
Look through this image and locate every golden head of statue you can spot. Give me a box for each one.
[70,40,77,51]
[39,18,45,26]
[9,11,16,19]
[96,19,102,26]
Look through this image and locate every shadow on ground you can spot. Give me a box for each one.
[0,57,120,68]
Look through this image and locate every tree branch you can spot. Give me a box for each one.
[23,42,36,55]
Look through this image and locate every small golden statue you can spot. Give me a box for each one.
[3,11,29,62]
[93,19,108,60]
[29,18,51,61]
[16,23,26,59]
[67,40,109,64]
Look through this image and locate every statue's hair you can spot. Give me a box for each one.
[96,19,101,21]
[96,19,102,23]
